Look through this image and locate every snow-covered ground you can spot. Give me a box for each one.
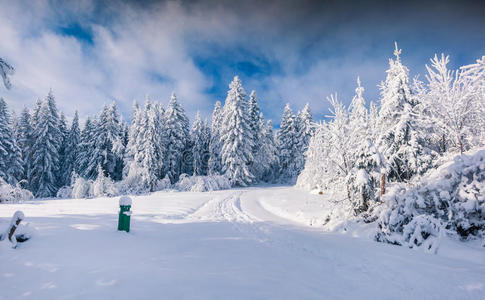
[1,186,484,299]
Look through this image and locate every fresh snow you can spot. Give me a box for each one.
[1,186,484,299]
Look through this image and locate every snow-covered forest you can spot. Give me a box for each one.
[1,44,485,250]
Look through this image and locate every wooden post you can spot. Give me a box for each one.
[380,173,386,197]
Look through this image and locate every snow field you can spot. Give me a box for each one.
[1,186,484,299]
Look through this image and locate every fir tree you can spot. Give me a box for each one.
[0,98,23,185]
[30,92,62,197]
[191,112,210,176]
[62,111,80,185]
[295,103,314,174]
[276,104,299,181]
[219,76,255,186]
[377,43,434,182]
[208,101,223,175]
[164,92,190,183]
[16,107,32,182]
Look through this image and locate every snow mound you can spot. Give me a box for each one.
[175,174,231,192]
[376,149,485,251]
[0,179,33,203]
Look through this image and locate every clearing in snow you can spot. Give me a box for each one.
[1,186,484,299]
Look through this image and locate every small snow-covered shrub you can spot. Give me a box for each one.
[376,149,485,250]
[175,175,231,192]
[72,176,93,199]
[56,186,73,199]
[155,176,172,191]
[0,179,33,203]
[91,167,117,197]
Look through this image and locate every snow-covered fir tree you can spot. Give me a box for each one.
[57,112,69,187]
[164,92,190,183]
[16,107,32,182]
[0,98,23,185]
[191,111,210,176]
[140,103,165,191]
[276,104,299,182]
[219,76,255,186]
[253,118,279,182]
[295,103,314,174]
[92,103,124,180]
[30,92,62,197]
[76,117,98,178]
[61,111,80,186]
[377,43,434,182]
[208,101,223,175]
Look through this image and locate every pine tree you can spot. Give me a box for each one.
[254,118,279,182]
[164,92,190,183]
[247,91,264,180]
[208,101,223,175]
[62,111,80,185]
[57,112,69,186]
[30,92,62,197]
[77,117,98,179]
[87,103,124,180]
[16,107,32,182]
[140,103,165,191]
[191,112,210,176]
[276,104,299,182]
[219,76,255,186]
[295,103,314,175]
[0,98,23,185]
[377,43,434,182]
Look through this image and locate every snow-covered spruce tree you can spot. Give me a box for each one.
[164,92,190,183]
[424,54,485,154]
[377,43,434,183]
[61,111,80,186]
[191,111,210,176]
[140,103,165,191]
[219,76,255,186]
[76,117,98,179]
[208,101,223,175]
[16,107,32,183]
[247,91,267,180]
[254,118,279,182]
[346,77,384,213]
[0,58,14,89]
[123,101,143,178]
[90,102,125,180]
[297,122,331,191]
[57,112,69,187]
[0,98,23,185]
[30,92,62,197]
[295,103,314,175]
[276,104,299,182]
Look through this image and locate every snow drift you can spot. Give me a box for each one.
[375,149,485,251]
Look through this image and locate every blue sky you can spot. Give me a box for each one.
[0,0,484,125]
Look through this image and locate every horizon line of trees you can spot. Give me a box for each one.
[0,77,313,197]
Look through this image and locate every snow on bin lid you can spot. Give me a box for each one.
[119,196,132,206]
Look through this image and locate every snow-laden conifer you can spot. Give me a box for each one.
[219,76,255,186]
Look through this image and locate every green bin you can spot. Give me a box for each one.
[118,196,132,232]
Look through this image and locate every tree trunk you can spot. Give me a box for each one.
[380,173,386,198]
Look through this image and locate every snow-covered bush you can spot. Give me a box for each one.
[71,176,93,199]
[0,179,33,203]
[376,149,485,251]
[91,165,116,197]
[56,186,73,199]
[175,175,231,192]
